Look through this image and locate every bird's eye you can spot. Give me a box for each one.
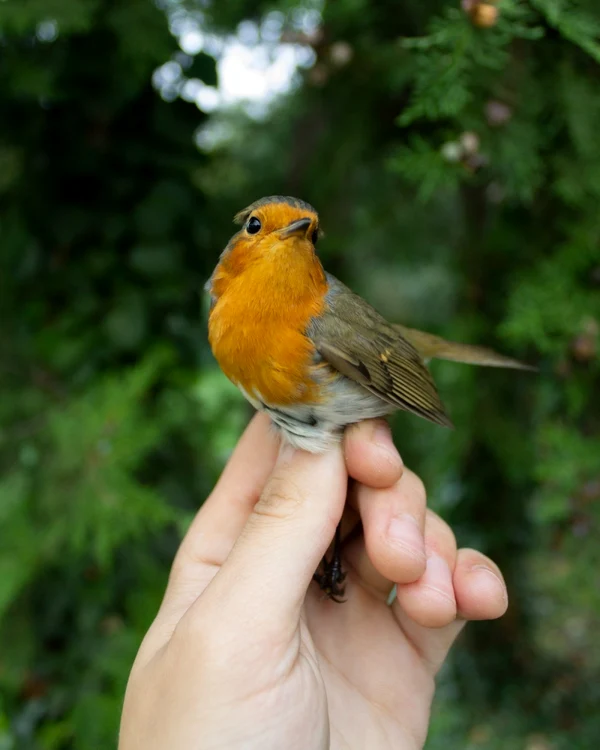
[311,227,319,246]
[247,216,261,234]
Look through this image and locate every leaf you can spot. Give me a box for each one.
[532,0,600,62]
[389,137,461,201]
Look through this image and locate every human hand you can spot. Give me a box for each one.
[119,414,507,750]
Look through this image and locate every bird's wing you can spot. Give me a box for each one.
[308,275,453,428]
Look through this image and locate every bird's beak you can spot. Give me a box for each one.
[278,217,312,239]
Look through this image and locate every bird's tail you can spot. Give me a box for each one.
[394,324,535,371]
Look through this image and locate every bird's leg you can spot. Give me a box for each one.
[313,522,346,602]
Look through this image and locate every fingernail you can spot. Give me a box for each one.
[471,565,508,604]
[388,514,425,561]
[371,421,402,466]
[277,440,296,464]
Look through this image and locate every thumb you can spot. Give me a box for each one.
[204,441,347,625]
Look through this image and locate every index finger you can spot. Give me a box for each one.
[155,413,280,634]
[344,419,404,488]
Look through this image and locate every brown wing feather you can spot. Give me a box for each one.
[309,276,453,428]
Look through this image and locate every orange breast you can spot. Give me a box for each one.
[208,238,328,406]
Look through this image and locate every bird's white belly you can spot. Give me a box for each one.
[236,374,391,453]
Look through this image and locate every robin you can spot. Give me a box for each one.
[206,196,532,599]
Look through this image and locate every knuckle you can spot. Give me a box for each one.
[253,471,305,521]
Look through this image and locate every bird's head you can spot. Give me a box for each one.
[232,195,321,253]
[207,196,325,301]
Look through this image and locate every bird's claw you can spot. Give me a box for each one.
[313,553,347,603]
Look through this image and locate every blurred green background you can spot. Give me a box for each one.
[1,0,599,747]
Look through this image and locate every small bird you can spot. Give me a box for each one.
[206,196,532,598]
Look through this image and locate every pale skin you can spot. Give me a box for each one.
[119,415,508,750]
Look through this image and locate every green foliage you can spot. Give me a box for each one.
[390,136,463,201]
[1,0,599,747]
[398,3,543,126]
[533,0,600,62]
[0,0,98,35]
